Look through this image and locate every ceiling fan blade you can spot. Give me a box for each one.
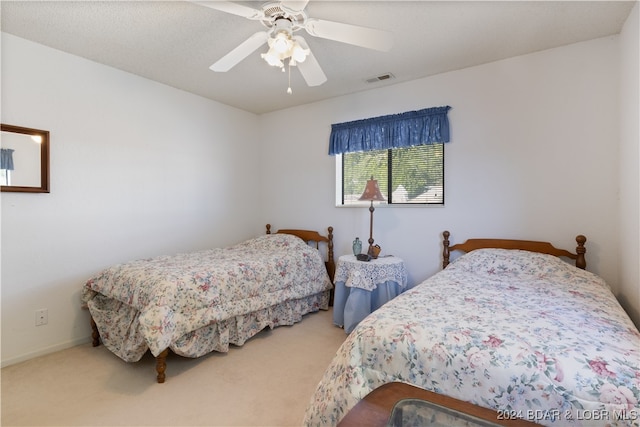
[304,18,393,52]
[293,36,327,87]
[191,1,264,20]
[280,0,309,14]
[210,31,268,72]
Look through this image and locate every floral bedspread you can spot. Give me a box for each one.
[82,234,331,360]
[304,249,640,426]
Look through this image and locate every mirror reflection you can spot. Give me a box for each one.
[1,124,49,193]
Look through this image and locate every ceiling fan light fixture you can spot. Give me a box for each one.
[291,43,309,63]
[271,31,292,54]
[261,49,284,67]
[262,32,308,69]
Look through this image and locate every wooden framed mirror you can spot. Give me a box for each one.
[1,124,50,193]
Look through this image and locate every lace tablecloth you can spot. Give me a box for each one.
[334,255,408,291]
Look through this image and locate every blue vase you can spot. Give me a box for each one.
[352,238,362,256]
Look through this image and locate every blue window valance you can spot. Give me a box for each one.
[1,148,14,170]
[329,106,451,155]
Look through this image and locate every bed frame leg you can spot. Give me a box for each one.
[156,349,169,383]
[90,315,100,347]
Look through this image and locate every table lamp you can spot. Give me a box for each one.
[359,176,386,258]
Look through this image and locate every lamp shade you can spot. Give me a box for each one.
[359,176,386,201]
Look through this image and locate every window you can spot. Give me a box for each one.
[330,106,450,206]
[1,169,11,186]
[338,143,444,206]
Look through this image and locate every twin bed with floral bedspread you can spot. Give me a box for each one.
[304,232,639,427]
[82,224,334,383]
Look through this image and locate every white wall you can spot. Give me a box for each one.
[1,34,262,365]
[618,2,640,326]
[259,36,625,303]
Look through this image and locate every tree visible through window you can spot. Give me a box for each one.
[340,143,444,205]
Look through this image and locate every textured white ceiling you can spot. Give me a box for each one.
[1,1,635,114]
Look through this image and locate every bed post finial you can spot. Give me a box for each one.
[266,224,272,234]
[575,235,587,270]
[443,231,451,269]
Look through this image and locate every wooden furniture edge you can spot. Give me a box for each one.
[338,382,540,427]
[442,230,586,270]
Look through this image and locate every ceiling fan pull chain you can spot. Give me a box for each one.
[287,60,293,94]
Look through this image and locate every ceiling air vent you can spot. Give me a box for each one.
[365,73,395,84]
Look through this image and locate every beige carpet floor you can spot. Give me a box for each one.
[1,309,347,427]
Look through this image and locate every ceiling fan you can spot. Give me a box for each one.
[193,0,393,93]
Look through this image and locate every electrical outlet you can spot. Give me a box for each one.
[35,309,48,326]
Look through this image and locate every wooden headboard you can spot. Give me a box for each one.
[442,230,587,270]
[265,224,335,282]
